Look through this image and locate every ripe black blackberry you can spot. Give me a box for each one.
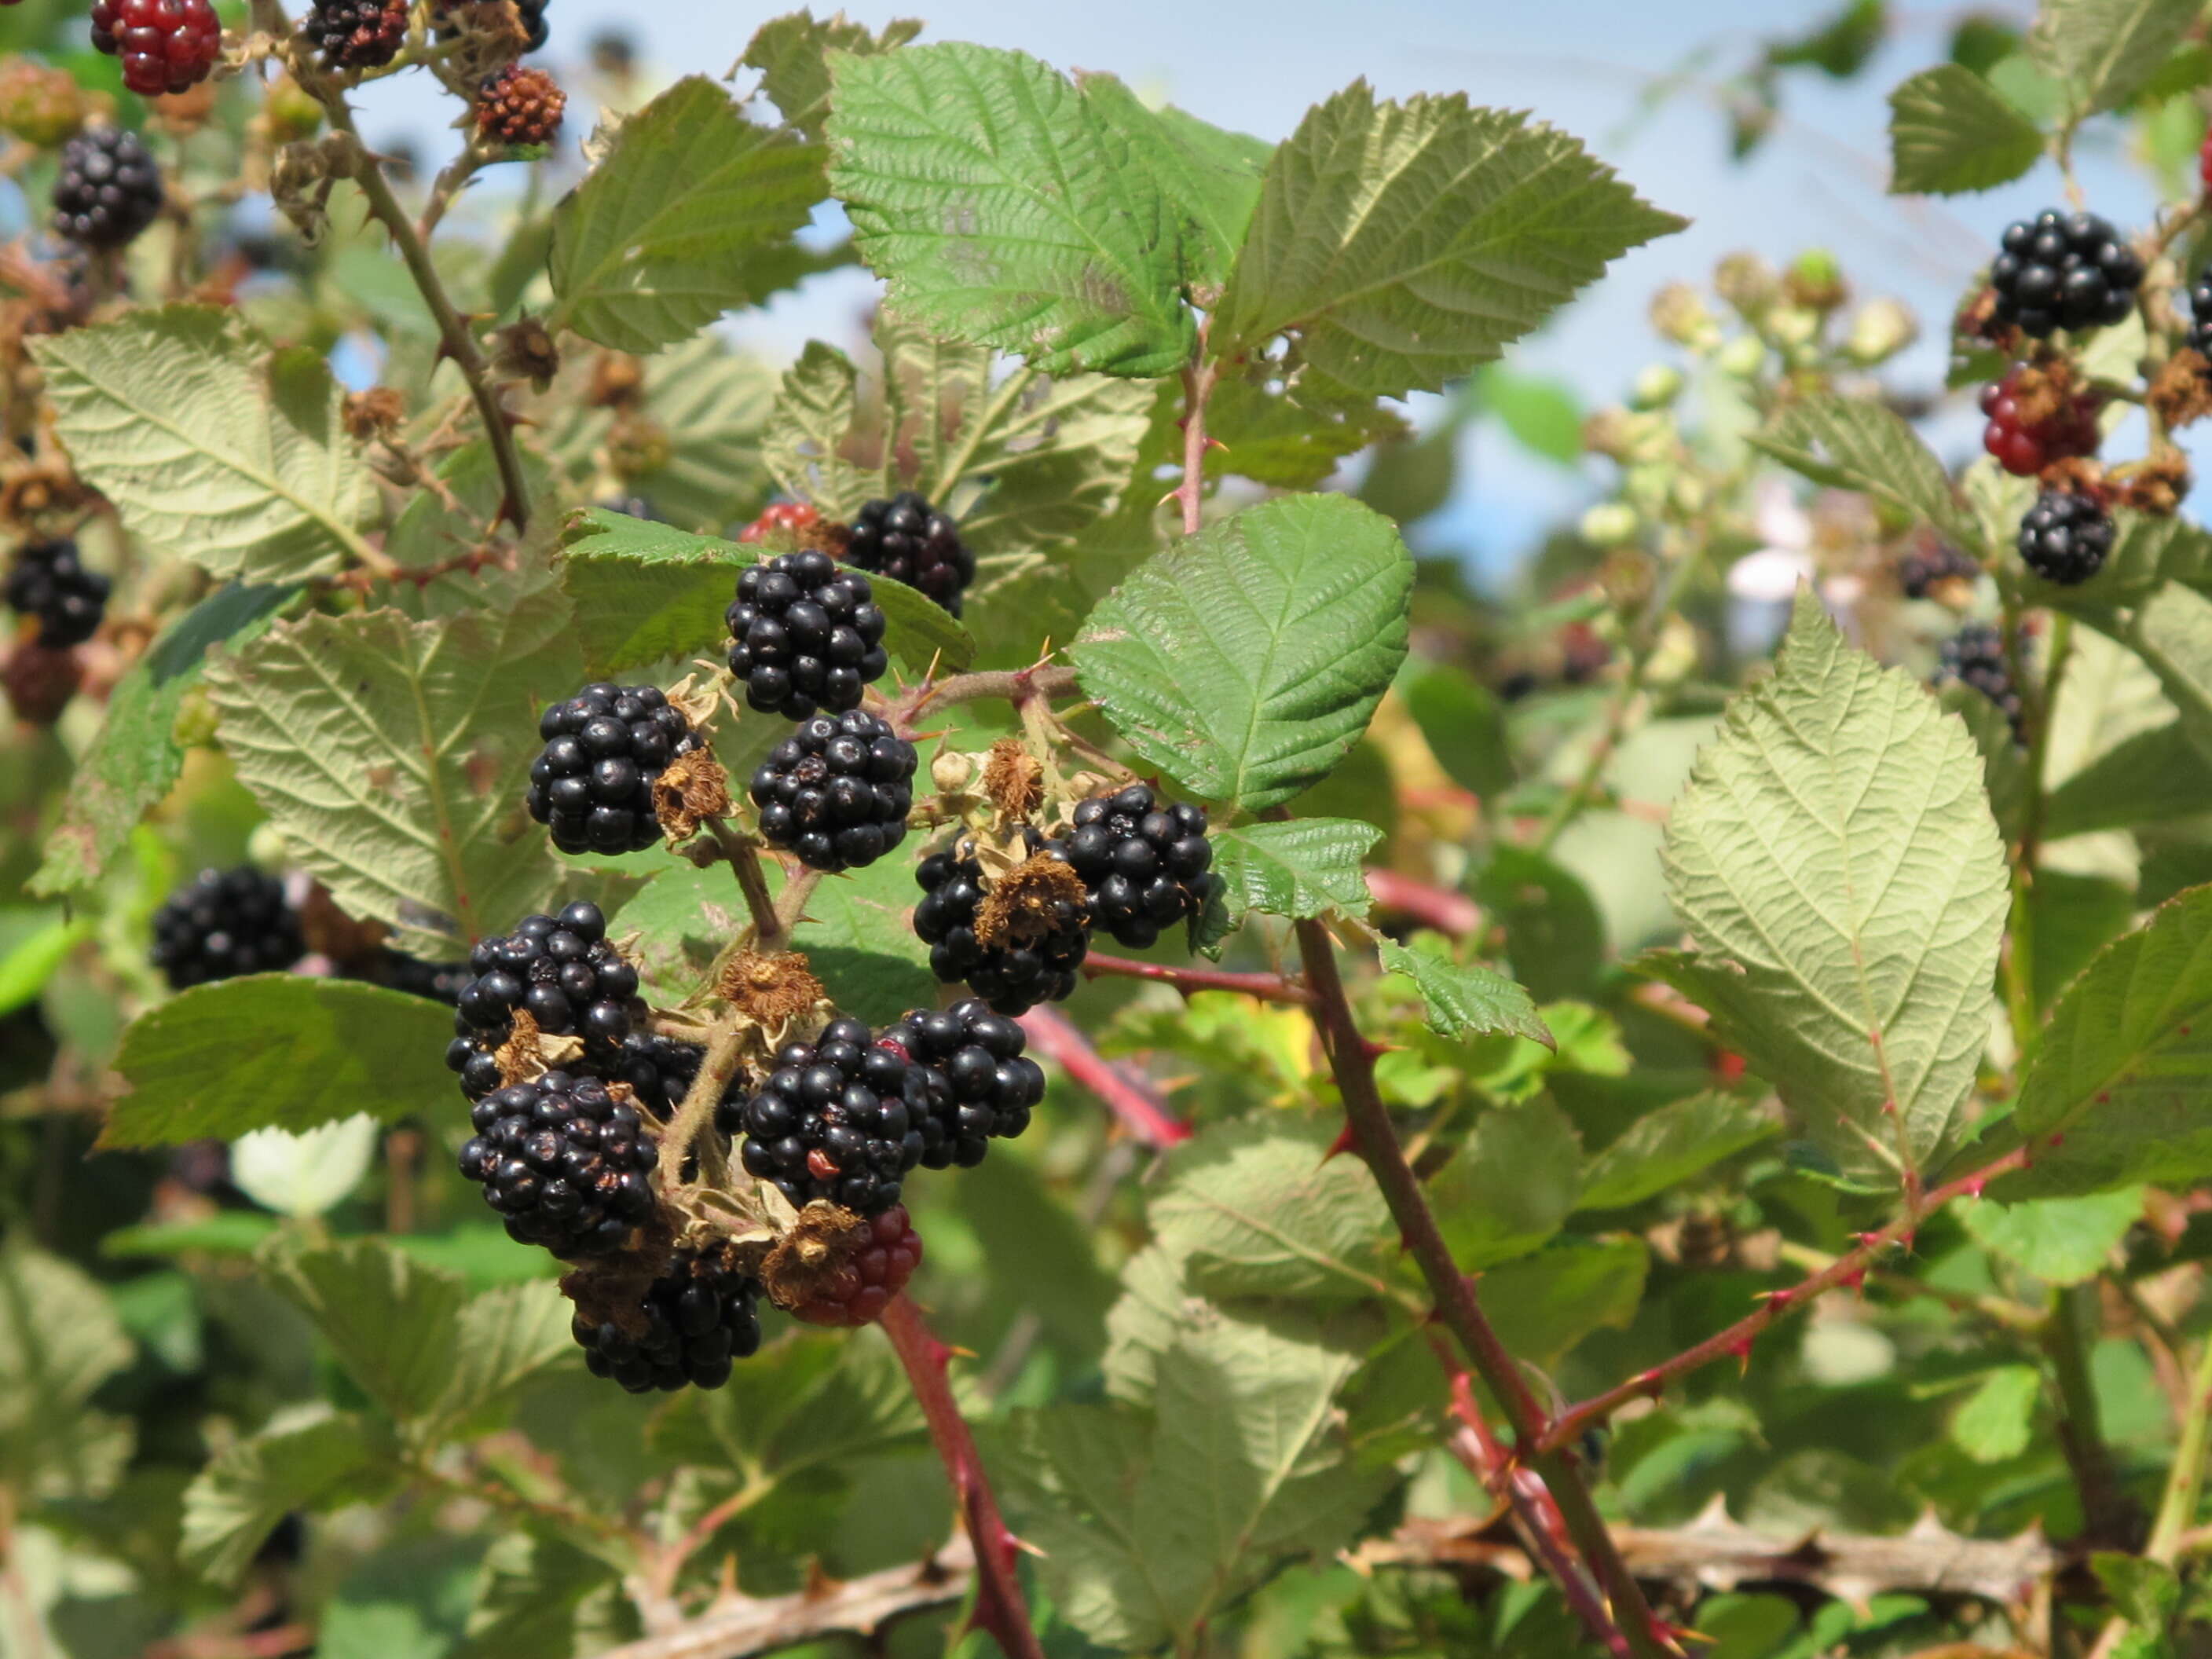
[614,1031,754,1119]
[52,126,164,250]
[303,0,408,69]
[90,0,222,97]
[913,833,1090,1015]
[1895,538,1980,601]
[879,1000,1046,1170]
[5,540,108,647]
[150,867,302,990]
[443,903,640,1101]
[725,548,889,720]
[458,1070,656,1257]
[1934,623,2024,743]
[2018,490,2114,586]
[1990,210,2143,338]
[844,491,975,617]
[2186,263,2212,360]
[729,1016,925,1215]
[526,682,700,856]
[749,710,915,873]
[1057,784,1218,950]
[573,1250,762,1393]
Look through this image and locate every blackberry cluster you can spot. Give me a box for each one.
[1895,539,1981,601]
[5,540,108,648]
[881,1000,1046,1170]
[2185,264,2212,361]
[844,492,975,617]
[728,1016,924,1215]
[302,0,408,69]
[574,1251,763,1393]
[526,683,700,857]
[477,63,564,147]
[1990,211,2143,338]
[90,0,222,96]
[1979,367,2101,477]
[738,501,822,545]
[459,1071,656,1257]
[1934,624,2024,743]
[2019,490,2114,587]
[789,1207,923,1328]
[749,710,916,873]
[150,868,302,990]
[1057,784,1217,950]
[725,549,890,720]
[53,126,164,250]
[443,903,640,1101]
[914,833,1089,1015]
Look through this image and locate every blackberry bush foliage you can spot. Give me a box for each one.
[26,9,2212,1659]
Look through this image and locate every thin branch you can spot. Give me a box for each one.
[881,663,1081,738]
[1174,324,1217,537]
[1017,1005,1190,1149]
[2149,1330,2212,1563]
[880,1295,1046,1659]
[701,819,784,947]
[1079,950,1313,1005]
[654,1024,746,1192]
[2047,1283,2141,1550]
[1364,870,1482,937]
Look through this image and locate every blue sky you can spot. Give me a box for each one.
[350,1,2145,582]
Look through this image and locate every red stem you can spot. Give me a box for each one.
[1081,950,1313,1005]
[1364,870,1482,937]
[880,1295,1045,1659]
[1018,1005,1191,1149]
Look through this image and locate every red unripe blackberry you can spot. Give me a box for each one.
[574,1250,762,1393]
[844,491,974,616]
[302,0,408,69]
[912,832,1089,1016]
[90,0,222,97]
[789,1207,923,1328]
[1055,783,1217,950]
[739,501,823,545]
[729,1016,926,1215]
[476,63,564,147]
[5,539,108,647]
[459,1070,657,1258]
[2200,130,2212,197]
[443,903,642,1101]
[1990,210,2142,338]
[1934,622,2024,744]
[726,548,889,720]
[3,640,82,724]
[2018,489,2114,586]
[1978,368,2101,477]
[52,125,164,249]
[150,867,302,989]
[878,999,1046,1170]
[749,710,916,873]
[526,682,700,857]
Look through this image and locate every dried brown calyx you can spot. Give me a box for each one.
[973,851,1086,949]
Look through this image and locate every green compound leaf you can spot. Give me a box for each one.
[741,10,921,141]
[762,341,884,522]
[205,598,581,953]
[1577,1090,1782,1212]
[1888,64,2044,194]
[1379,938,1551,1048]
[181,1415,388,1587]
[1214,83,1684,397]
[1651,592,2009,1183]
[2130,581,2212,768]
[1075,74,1272,294]
[2003,885,2212,1196]
[1749,395,1972,547]
[103,977,462,1148]
[1950,1364,2041,1464]
[827,42,1194,376]
[548,76,827,353]
[32,305,381,580]
[1070,494,1412,814]
[2028,0,2203,115]
[30,582,295,896]
[1962,1188,2145,1284]
[257,1237,474,1425]
[1210,819,1379,923]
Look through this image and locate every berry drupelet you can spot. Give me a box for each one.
[444,903,640,1101]
[1057,784,1218,950]
[1979,367,2102,478]
[725,548,890,720]
[844,491,975,616]
[573,1251,763,1393]
[459,1071,656,1257]
[302,0,408,69]
[2018,490,2115,587]
[788,1207,923,1328]
[749,710,916,873]
[150,867,302,990]
[526,682,701,857]
[730,1016,924,1215]
[1934,623,2025,743]
[912,833,1090,1016]
[5,540,108,648]
[878,1000,1046,1170]
[90,0,222,97]
[1990,210,2143,339]
[53,126,164,250]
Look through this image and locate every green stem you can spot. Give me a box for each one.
[2148,1332,2212,1562]
[2046,1283,2137,1550]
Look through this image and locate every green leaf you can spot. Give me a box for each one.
[466,1531,616,1659]
[1936,682,2032,845]
[2005,885,2212,1196]
[1962,1188,2144,1284]
[1888,64,2045,194]
[1651,593,2009,1181]
[1399,656,1512,797]
[1577,1091,1781,1211]
[965,1152,1119,1364]
[1211,819,1379,924]
[1473,847,1606,1003]
[789,853,937,1024]
[1379,938,1551,1048]
[1477,365,1584,466]
[1479,1239,1648,1368]
[438,1282,576,1430]
[30,584,295,896]
[761,341,884,522]
[32,305,380,579]
[205,599,582,952]
[827,42,1194,376]
[0,1244,134,1489]
[1950,1364,2041,1463]
[320,1537,482,1659]
[2130,582,2212,767]
[1150,1118,1397,1302]
[104,978,463,1148]
[181,1416,385,1586]
[2094,1552,2182,1628]
[1071,494,1412,813]
[2028,0,2203,115]
[1214,83,1683,397]
[0,909,86,1016]
[741,10,922,140]
[2038,513,2212,618]
[572,338,778,533]
[1075,75,1272,292]
[257,1238,472,1425]
[548,76,827,353]
[1430,1100,1582,1270]
[1749,396,1969,546]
